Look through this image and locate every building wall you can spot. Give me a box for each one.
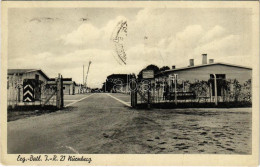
[63,84,72,95]
[70,84,75,95]
[62,83,75,95]
[159,64,252,84]
[21,71,49,83]
[75,86,81,94]
[7,71,49,106]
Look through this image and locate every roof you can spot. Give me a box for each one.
[156,62,252,77]
[8,69,37,75]
[47,80,75,85]
[8,69,49,80]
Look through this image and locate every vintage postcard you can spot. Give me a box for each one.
[1,1,259,166]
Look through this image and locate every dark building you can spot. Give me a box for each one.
[102,74,135,93]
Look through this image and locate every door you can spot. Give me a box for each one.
[210,74,226,96]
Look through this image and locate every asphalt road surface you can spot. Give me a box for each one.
[8,93,251,154]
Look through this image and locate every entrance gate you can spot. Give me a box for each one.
[130,75,211,108]
[130,74,251,108]
[8,73,64,109]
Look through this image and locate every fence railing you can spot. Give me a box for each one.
[135,79,252,105]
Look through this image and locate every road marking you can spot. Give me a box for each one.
[65,94,94,107]
[65,146,79,154]
[106,93,131,107]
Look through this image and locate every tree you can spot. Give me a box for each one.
[189,80,209,102]
[232,79,242,102]
[146,64,160,74]
[241,79,251,102]
[137,64,160,80]
[159,66,170,72]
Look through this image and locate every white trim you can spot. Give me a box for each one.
[65,94,94,107]
[24,84,33,90]
[24,97,32,102]
[106,93,131,107]
[24,90,33,97]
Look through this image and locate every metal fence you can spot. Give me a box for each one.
[135,78,252,105]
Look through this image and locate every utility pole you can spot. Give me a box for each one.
[82,65,85,93]
[85,61,92,92]
[83,65,85,86]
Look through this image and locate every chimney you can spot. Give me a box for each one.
[189,59,194,67]
[209,59,214,63]
[172,65,176,69]
[202,54,207,64]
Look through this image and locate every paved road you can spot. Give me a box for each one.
[8,93,252,154]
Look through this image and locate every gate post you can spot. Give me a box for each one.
[60,75,64,108]
[56,74,61,109]
[56,74,64,109]
[147,81,151,109]
[130,78,137,108]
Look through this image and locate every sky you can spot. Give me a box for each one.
[8,7,252,88]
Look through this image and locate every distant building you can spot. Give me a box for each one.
[102,74,135,93]
[48,78,76,95]
[75,83,82,94]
